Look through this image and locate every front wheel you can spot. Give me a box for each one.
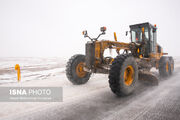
[108,54,138,96]
[66,54,91,85]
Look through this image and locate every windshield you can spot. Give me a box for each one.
[131,27,149,42]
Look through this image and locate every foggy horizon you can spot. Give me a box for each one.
[0,0,180,57]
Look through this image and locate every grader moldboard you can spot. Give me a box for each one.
[66,22,174,96]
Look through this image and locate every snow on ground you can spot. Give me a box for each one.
[0,56,179,119]
[0,57,109,119]
[0,57,66,83]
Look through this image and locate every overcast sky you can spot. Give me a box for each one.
[0,0,180,58]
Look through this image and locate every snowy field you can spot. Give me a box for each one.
[0,57,67,83]
[0,56,180,84]
[0,57,179,120]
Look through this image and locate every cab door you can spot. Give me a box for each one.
[150,27,157,53]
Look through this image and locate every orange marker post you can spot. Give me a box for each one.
[15,64,21,82]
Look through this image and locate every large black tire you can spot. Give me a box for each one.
[159,56,171,77]
[66,54,91,85]
[169,57,174,75]
[108,54,138,96]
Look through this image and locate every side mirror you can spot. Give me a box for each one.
[82,30,88,37]
[126,31,128,36]
[100,27,106,33]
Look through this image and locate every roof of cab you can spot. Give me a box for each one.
[129,22,156,29]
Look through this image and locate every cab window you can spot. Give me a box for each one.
[131,27,149,42]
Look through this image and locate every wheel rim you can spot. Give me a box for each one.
[166,62,169,73]
[124,65,134,86]
[76,62,86,78]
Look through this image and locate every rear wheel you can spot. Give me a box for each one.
[169,57,174,75]
[159,56,171,77]
[66,54,91,84]
[109,54,138,96]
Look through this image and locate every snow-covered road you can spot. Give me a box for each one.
[0,57,180,120]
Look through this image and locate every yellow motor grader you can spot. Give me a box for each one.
[66,22,174,96]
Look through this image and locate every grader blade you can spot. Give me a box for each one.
[138,71,159,86]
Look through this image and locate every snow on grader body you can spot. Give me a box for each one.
[66,22,174,96]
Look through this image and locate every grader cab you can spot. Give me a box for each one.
[130,23,160,58]
[66,22,174,96]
